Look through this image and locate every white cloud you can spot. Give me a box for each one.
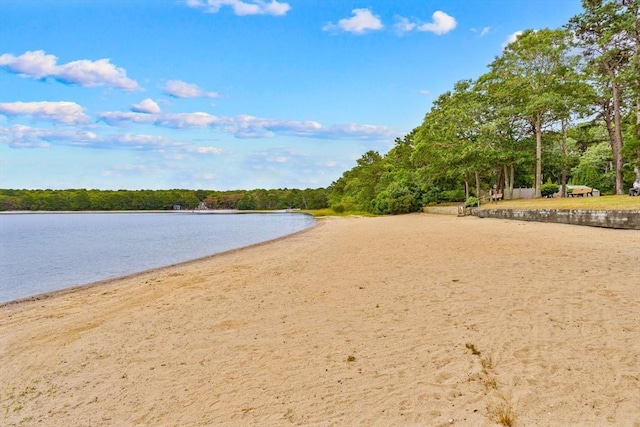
[393,11,456,36]
[417,11,457,35]
[393,16,416,35]
[57,59,139,90]
[98,110,225,129]
[164,80,219,98]
[418,89,430,96]
[98,107,399,141]
[156,112,223,128]
[228,115,322,138]
[471,26,491,36]
[0,124,96,148]
[186,0,290,16]
[0,101,91,125]
[0,50,140,91]
[131,98,161,114]
[503,31,523,48]
[98,111,158,126]
[226,115,275,138]
[323,9,384,34]
[0,50,57,78]
[0,124,225,157]
[221,115,315,138]
[318,123,399,140]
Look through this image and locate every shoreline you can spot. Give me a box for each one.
[1,214,638,426]
[0,219,319,308]
[0,209,308,215]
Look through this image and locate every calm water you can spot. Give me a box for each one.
[0,212,315,303]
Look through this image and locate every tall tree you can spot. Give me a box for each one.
[474,73,536,199]
[484,28,578,197]
[627,0,640,178]
[328,150,387,212]
[568,0,637,193]
[412,80,493,199]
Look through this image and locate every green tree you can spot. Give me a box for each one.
[328,150,387,212]
[484,28,578,197]
[572,140,616,191]
[413,80,495,199]
[474,73,536,199]
[568,0,638,193]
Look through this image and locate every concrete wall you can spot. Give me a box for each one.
[476,209,640,230]
[422,206,459,215]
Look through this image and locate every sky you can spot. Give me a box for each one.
[0,0,584,191]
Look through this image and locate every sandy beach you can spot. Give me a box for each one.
[1,213,639,426]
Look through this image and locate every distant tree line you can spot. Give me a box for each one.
[0,188,328,211]
[327,0,640,215]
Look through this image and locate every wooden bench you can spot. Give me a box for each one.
[568,186,593,197]
[489,191,503,203]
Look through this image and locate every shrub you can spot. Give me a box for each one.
[421,187,445,205]
[441,189,466,202]
[465,196,479,207]
[371,182,420,215]
[540,183,559,198]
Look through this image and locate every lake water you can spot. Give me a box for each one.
[0,212,315,304]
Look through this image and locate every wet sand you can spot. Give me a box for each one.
[1,214,639,426]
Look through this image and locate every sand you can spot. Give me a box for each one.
[1,213,639,427]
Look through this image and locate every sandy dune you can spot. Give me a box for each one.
[1,214,639,426]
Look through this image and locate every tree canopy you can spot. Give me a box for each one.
[328,0,640,214]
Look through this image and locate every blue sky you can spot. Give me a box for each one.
[0,0,583,191]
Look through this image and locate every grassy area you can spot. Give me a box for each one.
[301,208,375,217]
[302,195,639,217]
[480,195,640,211]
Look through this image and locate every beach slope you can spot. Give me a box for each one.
[1,214,639,426]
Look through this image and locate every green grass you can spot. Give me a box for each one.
[302,195,639,217]
[301,208,374,217]
[480,195,640,211]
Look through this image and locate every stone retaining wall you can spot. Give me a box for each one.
[476,209,640,230]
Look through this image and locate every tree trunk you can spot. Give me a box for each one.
[503,164,515,199]
[535,113,542,198]
[611,79,625,195]
[496,168,505,195]
[475,171,481,201]
[602,99,618,191]
[504,165,509,199]
[633,1,640,168]
[508,164,515,199]
[560,118,568,198]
